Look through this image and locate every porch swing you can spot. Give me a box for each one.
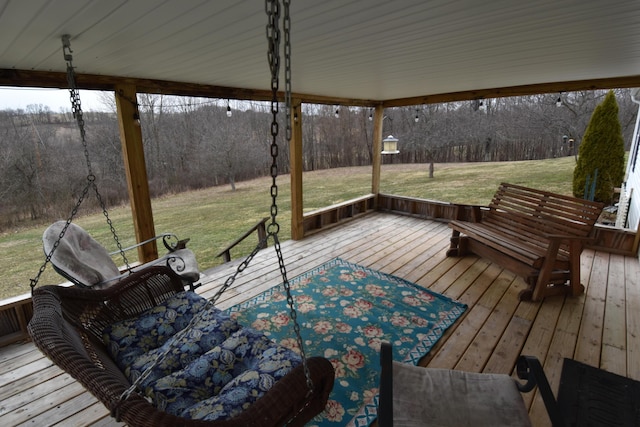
[38,36,201,291]
[27,2,335,426]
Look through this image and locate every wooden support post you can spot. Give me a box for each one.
[290,99,304,240]
[114,84,158,263]
[371,105,384,207]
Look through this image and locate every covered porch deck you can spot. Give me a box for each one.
[1,212,638,426]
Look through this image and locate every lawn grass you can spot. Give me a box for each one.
[0,157,577,300]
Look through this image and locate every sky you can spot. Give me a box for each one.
[0,86,109,112]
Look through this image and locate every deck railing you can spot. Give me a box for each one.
[0,293,33,347]
[215,217,269,263]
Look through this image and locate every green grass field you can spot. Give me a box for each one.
[0,157,576,300]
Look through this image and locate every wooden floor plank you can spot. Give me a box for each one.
[0,345,46,374]
[355,217,437,268]
[454,263,506,307]
[528,287,586,427]
[426,304,492,369]
[0,342,37,363]
[390,225,452,281]
[376,221,445,274]
[20,390,103,426]
[59,402,122,427]
[600,253,627,376]
[456,275,522,373]
[483,296,542,374]
[86,412,125,427]
[2,381,87,426]
[420,262,504,367]
[427,268,514,369]
[436,258,492,298]
[518,295,563,377]
[0,357,54,387]
[426,255,479,295]
[0,364,65,401]
[626,255,640,381]
[574,251,609,367]
[0,370,75,417]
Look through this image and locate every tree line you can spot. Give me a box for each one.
[0,89,636,230]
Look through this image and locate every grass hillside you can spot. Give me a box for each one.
[1,157,576,299]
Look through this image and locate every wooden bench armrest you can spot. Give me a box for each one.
[454,204,485,222]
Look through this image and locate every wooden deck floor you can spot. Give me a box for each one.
[1,212,638,426]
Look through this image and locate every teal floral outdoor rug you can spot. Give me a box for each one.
[226,257,467,426]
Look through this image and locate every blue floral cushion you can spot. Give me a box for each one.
[150,328,302,420]
[103,291,209,371]
[102,291,302,420]
[124,304,241,385]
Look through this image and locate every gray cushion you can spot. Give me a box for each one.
[391,361,532,427]
[43,221,120,286]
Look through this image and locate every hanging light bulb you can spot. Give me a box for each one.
[226,100,232,117]
[368,110,373,121]
[414,108,419,123]
[335,107,340,118]
[479,100,486,111]
[556,95,562,107]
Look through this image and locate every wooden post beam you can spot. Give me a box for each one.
[290,99,304,240]
[114,84,158,262]
[371,105,384,204]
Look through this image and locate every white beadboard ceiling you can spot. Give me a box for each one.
[1,0,639,102]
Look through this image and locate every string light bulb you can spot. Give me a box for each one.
[226,100,232,117]
[335,108,339,118]
[368,110,373,121]
[414,108,419,123]
[556,95,562,107]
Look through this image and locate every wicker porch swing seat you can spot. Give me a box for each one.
[29,265,334,426]
[28,3,335,425]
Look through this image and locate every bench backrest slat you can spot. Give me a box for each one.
[487,183,604,238]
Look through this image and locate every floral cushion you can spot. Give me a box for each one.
[151,328,301,420]
[103,291,209,371]
[102,291,302,420]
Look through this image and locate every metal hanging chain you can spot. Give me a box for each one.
[266,0,314,394]
[29,36,131,292]
[283,0,292,143]
[209,235,267,305]
[266,0,281,235]
[61,35,130,272]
